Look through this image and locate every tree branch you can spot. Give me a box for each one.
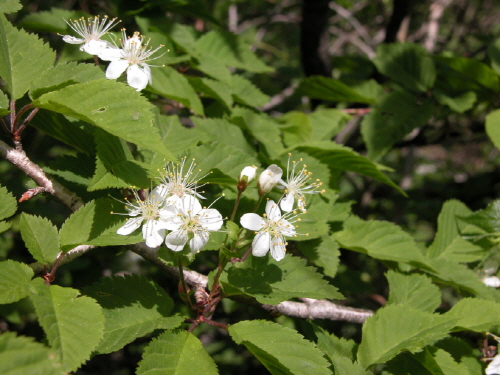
[3,138,372,323]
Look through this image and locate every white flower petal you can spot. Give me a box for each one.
[278,218,296,237]
[82,39,109,55]
[98,46,124,61]
[487,354,500,375]
[483,276,500,287]
[279,193,295,213]
[165,231,188,252]
[142,219,166,248]
[190,232,209,253]
[252,232,271,257]
[258,164,283,194]
[62,35,84,44]
[106,60,129,79]
[143,64,152,84]
[199,209,223,231]
[117,217,142,235]
[240,213,265,231]
[265,200,281,220]
[270,236,286,261]
[127,64,150,91]
[176,195,202,216]
[159,205,181,230]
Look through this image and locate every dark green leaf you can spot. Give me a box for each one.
[0,14,55,100]
[0,260,34,304]
[32,79,173,159]
[0,0,22,14]
[29,279,104,372]
[0,185,16,221]
[222,254,343,304]
[298,235,340,278]
[231,75,270,108]
[229,320,331,375]
[137,330,219,375]
[0,332,61,375]
[458,198,500,233]
[361,90,434,161]
[357,305,457,369]
[19,213,60,264]
[386,271,441,313]
[83,275,183,354]
[149,65,204,115]
[297,76,374,104]
[374,43,436,92]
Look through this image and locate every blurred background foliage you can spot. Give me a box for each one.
[2,0,500,373]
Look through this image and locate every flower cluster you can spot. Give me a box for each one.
[61,15,163,91]
[116,159,223,253]
[116,155,324,262]
[240,154,324,261]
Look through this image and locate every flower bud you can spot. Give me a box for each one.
[257,164,283,196]
[238,166,257,192]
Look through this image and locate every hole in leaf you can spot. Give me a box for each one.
[92,107,106,113]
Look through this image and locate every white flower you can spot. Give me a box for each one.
[160,195,223,253]
[257,164,283,196]
[157,158,207,205]
[240,200,298,261]
[61,16,119,55]
[486,333,500,375]
[116,186,170,248]
[99,29,163,91]
[239,166,257,184]
[278,155,324,213]
[483,276,500,288]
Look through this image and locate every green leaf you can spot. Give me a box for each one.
[374,43,436,92]
[32,79,172,158]
[361,90,434,161]
[435,337,484,374]
[137,330,219,375]
[447,298,500,332]
[0,260,34,304]
[185,142,259,186]
[298,76,374,104]
[0,14,55,100]
[88,129,152,190]
[191,117,255,156]
[423,257,500,302]
[231,74,270,108]
[279,111,312,147]
[19,8,82,34]
[313,324,357,362]
[386,271,441,313]
[222,254,343,304]
[229,320,331,375]
[427,200,484,262]
[30,61,104,99]
[333,216,426,265]
[413,347,471,375]
[30,110,95,155]
[433,89,476,113]
[309,108,348,142]
[0,332,62,375]
[192,53,231,82]
[187,76,233,109]
[295,142,405,195]
[297,235,340,278]
[488,38,500,75]
[230,107,285,159]
[150,65,204,115]
[313,325,371,375]
[0,88,9,116]
[59,198,143,251]
[19,213,60,264]
[435,56,499,92]
[0,0,22,14]
[83,275,183,354]
[29,279,104,372]
[357,305,457,369]
[0,185,16,220]
[458,198,500,233]
[195,30,273,73]
[0,221,11,234]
